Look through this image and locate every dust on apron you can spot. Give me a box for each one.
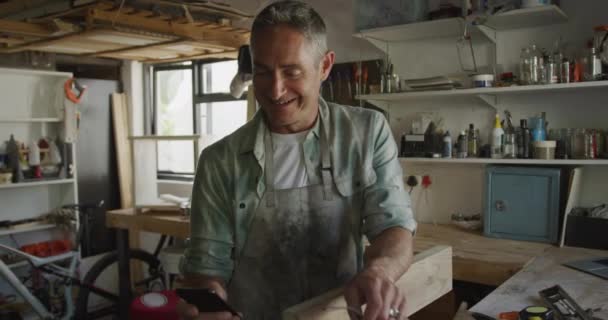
[227,120,361,320]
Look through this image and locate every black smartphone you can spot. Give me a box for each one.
[175,288,240,317]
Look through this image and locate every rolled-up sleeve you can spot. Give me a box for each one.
[361,113,417,240]
[180,147,234,282]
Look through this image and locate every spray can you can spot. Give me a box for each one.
[443,131,452,158]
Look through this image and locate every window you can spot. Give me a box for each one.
[150,60,249,180]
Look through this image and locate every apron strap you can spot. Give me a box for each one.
[320,119,333,201]
[264,128,276,208]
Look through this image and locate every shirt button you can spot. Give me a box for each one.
[355,181,361,187]
[239,203,246,209]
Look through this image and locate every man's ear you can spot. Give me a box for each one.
[320,50,335,81]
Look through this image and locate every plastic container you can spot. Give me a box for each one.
[472,74,494,88]
[533,140,556,159]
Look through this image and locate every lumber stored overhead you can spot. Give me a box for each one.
[0,0,250,62]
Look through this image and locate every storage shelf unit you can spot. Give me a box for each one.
[353,5,567,44]
[0,179,75,190]
[399,158,608,166]
[357,80,608,102]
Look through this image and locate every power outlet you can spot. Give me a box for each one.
[404,175,423,188]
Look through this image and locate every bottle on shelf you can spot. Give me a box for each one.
[457,131,468,159]
[529,44,543,85]
[491,114,504,159]
[517,119,532,159]
[519,47,531,85]
[443,131,452,159]
[587,46,603,81]
[531,115,546,142]
[467,123,478,157]
[503,111,517,159]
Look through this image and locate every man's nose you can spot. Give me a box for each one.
[270,73,286,99]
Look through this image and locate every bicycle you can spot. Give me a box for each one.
[0,202,168,319]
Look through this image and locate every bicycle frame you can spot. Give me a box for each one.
[0,244,78,319]
[0,202,117,319]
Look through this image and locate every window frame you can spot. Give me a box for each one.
[149,59,248,181]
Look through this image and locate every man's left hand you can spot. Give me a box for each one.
[344,265,407,320]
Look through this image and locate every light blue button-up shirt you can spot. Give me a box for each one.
[181,98,417,282]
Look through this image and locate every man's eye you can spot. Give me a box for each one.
[285,69,302,77]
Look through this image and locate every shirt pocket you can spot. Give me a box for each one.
[334,166,377,197]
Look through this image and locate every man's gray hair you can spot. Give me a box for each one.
[251,1,328,62]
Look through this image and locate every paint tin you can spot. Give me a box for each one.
[472,74,494,88]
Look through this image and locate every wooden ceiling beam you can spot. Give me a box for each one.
[87,6,249,50]
[82,38,186,57]
[0,19,55,37]
[142,50,237,64]
[0,31,85,53]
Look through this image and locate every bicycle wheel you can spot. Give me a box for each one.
[74,249,166,319]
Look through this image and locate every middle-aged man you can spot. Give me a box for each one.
[177,1,417,319]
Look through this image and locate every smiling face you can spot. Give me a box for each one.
[251,24,334,134]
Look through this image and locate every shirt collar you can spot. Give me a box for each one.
[239,97,330,160]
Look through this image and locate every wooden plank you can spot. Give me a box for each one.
[0,19,54,37]
[283,246,453,319]
[0,31,86,53]
[111,93,134,209]
[87,6,248,50]
[83,38,186,57]
[471,246,608,319]
[142,50,237,63]
[106,209,190,239]
[414,223,550,286]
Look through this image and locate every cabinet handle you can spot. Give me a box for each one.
[495,200,506,212]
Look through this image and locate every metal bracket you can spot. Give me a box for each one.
[478,93,498,109]
[476,24,497,44]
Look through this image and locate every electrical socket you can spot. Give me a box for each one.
[405,175,424,188]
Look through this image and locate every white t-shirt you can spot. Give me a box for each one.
[271,131,310,190]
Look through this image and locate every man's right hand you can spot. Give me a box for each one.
[175,275,239,320]
[176,300,240,320]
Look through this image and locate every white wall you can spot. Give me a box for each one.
[157,0,608,225]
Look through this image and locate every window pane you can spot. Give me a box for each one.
[198,100,248,150]
[155,69,193,135]
[157,140,195,173]
[201,60,238,94]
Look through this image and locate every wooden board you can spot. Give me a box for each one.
[111,93,133,209]
[282,246,453,320]
[415,223,550,286]
[471,246,608,319]
[106,208,190,239]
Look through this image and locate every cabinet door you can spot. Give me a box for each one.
[485,167,560,243]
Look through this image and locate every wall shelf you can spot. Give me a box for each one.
[400,158,608,166]
[0,67,72,78]
[0,118,61,123]
[0,222,55,237]
[484,5,567,30]
[357,80,608,103]
[354,5,567,45]
[0,179,75,190]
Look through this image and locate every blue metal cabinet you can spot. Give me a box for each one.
[484,166,561,243]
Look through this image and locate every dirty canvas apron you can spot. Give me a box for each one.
[227,123,361,320]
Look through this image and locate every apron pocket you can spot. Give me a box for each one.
[334,167,377,197]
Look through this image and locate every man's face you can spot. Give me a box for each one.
[251,24,334,133]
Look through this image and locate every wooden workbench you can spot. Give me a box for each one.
[106,208,551,286]
[471,246,608,319]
